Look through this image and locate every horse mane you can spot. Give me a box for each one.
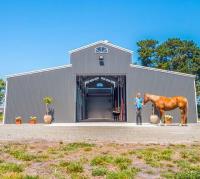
[145,93,160,102]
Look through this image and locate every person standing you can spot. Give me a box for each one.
[135,93,143,125]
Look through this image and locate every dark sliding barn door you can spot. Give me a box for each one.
[87,95,112,119]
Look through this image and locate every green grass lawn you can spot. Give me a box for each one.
[0,142,199,178]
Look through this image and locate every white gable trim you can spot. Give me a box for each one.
[69,40,133,54]
[7,64,72,78]
[130,64,196,78]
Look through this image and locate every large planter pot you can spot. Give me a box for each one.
[15,117,22,125]
[15,119,22,125]
[44,115,52,124]
[150,115,159,124]
[29,119,37,124]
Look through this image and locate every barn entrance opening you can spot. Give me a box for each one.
[76,75,126,122]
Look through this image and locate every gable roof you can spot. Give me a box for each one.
[69,40,133,54]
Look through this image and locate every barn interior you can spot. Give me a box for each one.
[76,75,126,122]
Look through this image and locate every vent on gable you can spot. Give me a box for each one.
[95,46,108,54]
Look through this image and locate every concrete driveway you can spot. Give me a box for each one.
[0,123,200,144]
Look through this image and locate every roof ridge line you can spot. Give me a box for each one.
[69,40,133,54]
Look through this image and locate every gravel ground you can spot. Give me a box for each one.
[0,124,200,144]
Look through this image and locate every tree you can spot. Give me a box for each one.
[137,40,158,67]
[156,39,200,74]
[0,79,6,105]
[137,38,200,97]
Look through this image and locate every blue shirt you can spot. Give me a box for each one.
[135,97,143,109]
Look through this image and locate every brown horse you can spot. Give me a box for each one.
[144,93,188,125]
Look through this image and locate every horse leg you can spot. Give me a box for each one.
[184,105,188,125]
[184,108,187,125]
[180,109,184,126]
[180,107,187,125]
[159,109,164,125]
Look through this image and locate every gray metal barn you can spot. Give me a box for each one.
[4,40,198,124]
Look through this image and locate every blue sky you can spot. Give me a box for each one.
[0,0,200,78]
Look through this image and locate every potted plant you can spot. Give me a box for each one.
[15,116,22,124]
[29,116,37,124]
[43,96,53,124]
[164,115,173,124]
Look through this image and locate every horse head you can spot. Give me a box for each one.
[143,93,150,105]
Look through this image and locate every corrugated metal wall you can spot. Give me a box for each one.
[5,67,76,124]
[127,66,197,123]
[70,43,131,74]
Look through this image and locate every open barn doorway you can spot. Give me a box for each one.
[76,75,126,122]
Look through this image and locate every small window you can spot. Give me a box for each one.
[99,56,104,66]
[95,46,108,53]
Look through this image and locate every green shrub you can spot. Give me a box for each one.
[0,163,23,173]
[161,172,175,179]
[106,167,140,179]
[4,145,48,162]
[91,155,133,170]
[176,160,192,170]
[0,173,39,179]
[175,170,200,179]
[34,154,49,162]
[71,173,88,179]
[114,156,132,170]
[59,161,83,173]
[9,150,36,161]
[91,155,113,166]
[23,176,39,179]
[135,148,172,167]
[180,150,200,163]
[92,167,108,176]
[47,147,58,154]
[61,142,95,152]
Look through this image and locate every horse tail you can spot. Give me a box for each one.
[184,98,188,124]
[184,97,188,110]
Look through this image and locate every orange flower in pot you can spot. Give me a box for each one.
[29,116,37,124]
[164,115,173,124]
[43,96,53,124]
[15,116,22,124]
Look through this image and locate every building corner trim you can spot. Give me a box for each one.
[3,80,8,125]
[194,80,198,123]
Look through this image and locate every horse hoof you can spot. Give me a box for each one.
[179,123,187,126]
